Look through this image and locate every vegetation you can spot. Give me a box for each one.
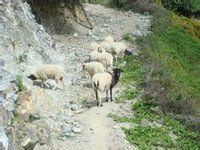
[18,54,26,64]
[135,4,200,115]
[110,101,200,149]
[109,1,200,148]
[162,0,200,17]
[16,75,26,92]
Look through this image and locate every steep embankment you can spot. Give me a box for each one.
[0,1,150,149]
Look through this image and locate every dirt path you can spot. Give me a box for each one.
[45,3,150,150]
[64,102,135,150]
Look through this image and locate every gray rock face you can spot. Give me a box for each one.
[0,128,8,150]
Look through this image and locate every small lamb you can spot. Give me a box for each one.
[92,68,123,106]
[28,65,64,90]
[83,62,105,79]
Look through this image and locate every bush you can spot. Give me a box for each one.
[163,0,200,17]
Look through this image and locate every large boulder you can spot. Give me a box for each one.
[15,90,37,120]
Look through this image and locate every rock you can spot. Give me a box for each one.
[0,128,9,150]
[119,123,135,129]
[151,106,163,115]
[16,90,37,120]
[0,106,11,127]
[61,125,71,134]
[141,119,152,127]
[132,31,143,36]
[144,12,150,16]
[169,131,178,140]
[73,33,78,38]
[74,109,83,114]
[152,121,162,128]
[21,137,33,149]
[72,124,83,133]
[65,102,81,111]
[113,125,118,129]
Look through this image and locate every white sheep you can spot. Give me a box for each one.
[28,64,64,90]
[89,42,98,51]
[88,47,113,70]
[110,42,128,61]
[92,68,123,106]
[97,52,113,69]
[83,62,105,79]
[89,49,101,60]
[105,35,115,43]
[97,41,113,53]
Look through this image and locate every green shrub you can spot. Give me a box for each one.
[16,75,26,92]
[123,33,135,42]
[163,0,200,16]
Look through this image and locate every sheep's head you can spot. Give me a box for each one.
[82,63,87,70]
[113,68,123,80]
[27,74,37,81]
[105,36,115,43]
[98,46,106,53]
[111,68,123,87]
[124,50,132,56]
[113,67,123,75]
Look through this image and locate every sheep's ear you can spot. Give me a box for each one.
[28,74,37,80]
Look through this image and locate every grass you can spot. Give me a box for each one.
[122,33,135,42]
[110,101,200,149]
[135,4,200,114]
[116,56,142,85]
[119,89,140,100]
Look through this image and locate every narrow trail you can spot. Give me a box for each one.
[64,102,135,150]
[34,4,150,150]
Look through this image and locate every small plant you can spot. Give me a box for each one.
[18,55,26,63]
[16,75,26,92]
[28,115,40,123]
[123,33,135,42]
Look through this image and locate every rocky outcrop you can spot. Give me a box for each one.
[15,90,37,120]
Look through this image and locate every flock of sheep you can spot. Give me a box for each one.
[28,36,130,107]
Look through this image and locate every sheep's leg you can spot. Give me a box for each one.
[116,56,118,64]
[53,79,59,90]
[106,90,109,102]
[44,81,50,89]
[110,87,113,102]
[61,80,65,90]
[99,93,102,107]
[95,90,102,107]
[94,89,99,105]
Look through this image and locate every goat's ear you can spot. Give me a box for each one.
[120,69,124,73]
